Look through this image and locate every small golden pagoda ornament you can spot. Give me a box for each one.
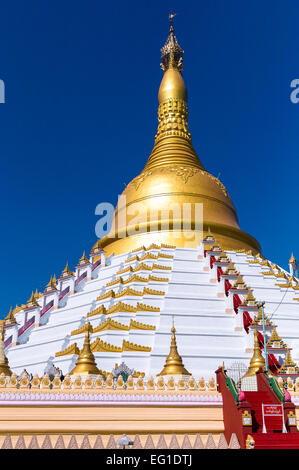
[60,262,74,278]
[157,321,191,376]
[0,322,12,376]
[26,291,39,308]
[5,307,17,324]
[242,329,267,379]
[70,330,101,375]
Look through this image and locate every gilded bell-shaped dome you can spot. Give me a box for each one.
[98,19,260,256]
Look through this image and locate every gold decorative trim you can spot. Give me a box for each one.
[87,304,107,318]
[158,253,174,259]
[123,340,152,352]
[106,301,137,314]
[130,319,156,330]
[96,290,115,301]
[106,277,123,287]
[123,274,148,284]
[93,318,130,332]
[148,275,169,282]
[125,255,139,264]
[136,302,160,312]
[55,343,79,357]
[143,287,165,296]
[146,243,161,250]
[131,246,146,253]
[152,264,172,271]
[115,287,143,298]
[275,282,292,288]
[139,253,158,261]
[117,266,134,275]
[71,322,93,336]
[161,243,176,249]
[90,338,122,353]
[133,263,153,272]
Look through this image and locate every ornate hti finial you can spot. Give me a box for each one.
[70,330,101,375]
[160,12,184,72]
[242,329,267,379]
[0,322,12,376]
[157,319,191,376]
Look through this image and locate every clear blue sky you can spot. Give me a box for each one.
[0,0,298,316]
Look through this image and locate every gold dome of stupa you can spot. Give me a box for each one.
[98,18,260,256]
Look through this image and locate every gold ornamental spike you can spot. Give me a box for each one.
[0,323,12,376]
[242,329,266,379]
[282,349,297,368]
[157,321,191,376]
[79,250,89,265]
[70,331,101,375]
[27,291,39,307]
[233,275,247,289]
[5,307,16,324]
[289,252,296,264]
[61,262,73,277]
[45,275,57,292]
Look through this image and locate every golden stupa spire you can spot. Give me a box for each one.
[70,330,101,375]
[157,319,191,376]
[27,291,39,308]
[61,262,74,278]
[79,250,89,265]
[289,253,296,264]
[0,322,12,376]
[5,306,16,324]
[242,329,267,379]
[96,16,261,256]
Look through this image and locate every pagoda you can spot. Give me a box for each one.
[0,16,298,447]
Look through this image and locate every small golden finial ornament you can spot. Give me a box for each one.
[70,330,101,375]
[61,262,74,278]
[242,329,268,379]
[157,319,191,376]
[27,291,39,308]
[79,250,89,265]
[5,307,16,324]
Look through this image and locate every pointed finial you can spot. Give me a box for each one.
[5,306,16,324]
[157,319,191,376]
[79,250,89,265]
[27,291,39,307]
[45,275,57,292]
[70,330,101,375]
[289,252,296,264]
[242,329,267,379]
[169,11,177,29]
[61,262,73,278]
[161,13,184,72]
